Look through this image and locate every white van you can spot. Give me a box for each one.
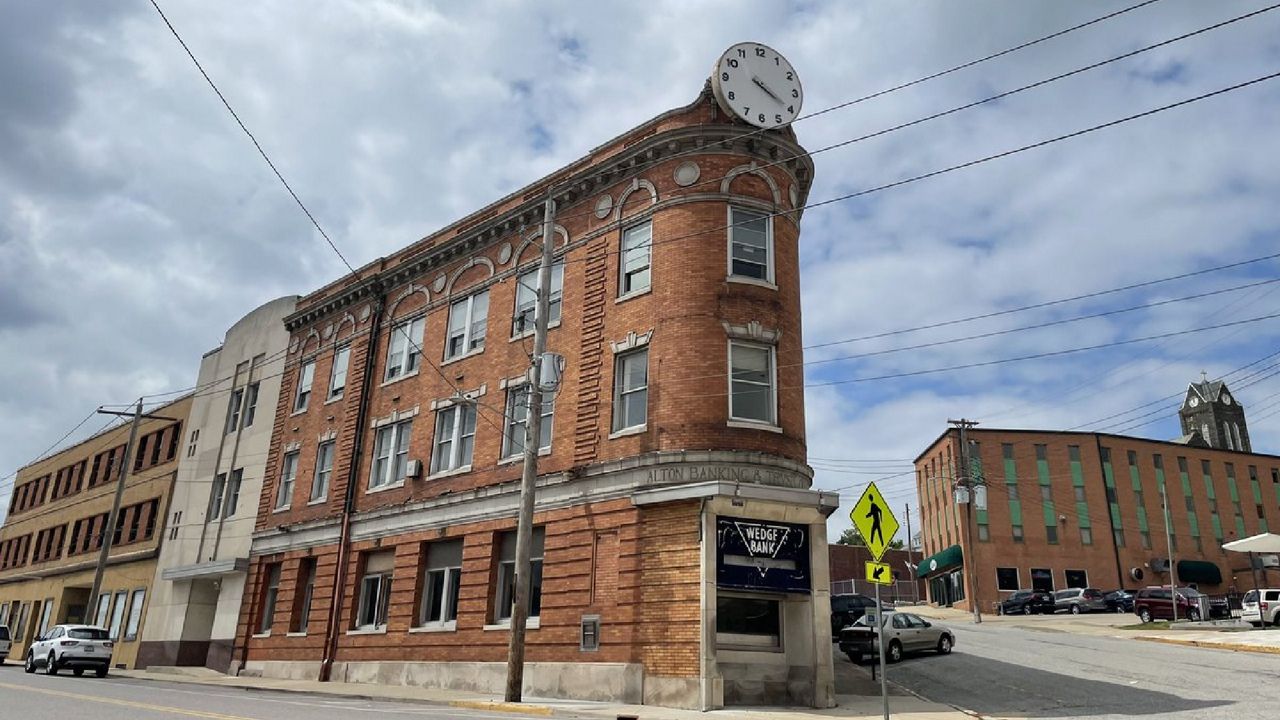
[1241,589,1280,626]
[0,624,11,661]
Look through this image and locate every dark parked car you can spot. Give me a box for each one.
[830,593,878,639]
[1104,589,1135,613]
[1000,589,1054,615]
[1133,586,1230,622]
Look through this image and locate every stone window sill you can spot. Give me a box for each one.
[366,480,406,495]
[727,276,777,291]
[510,319,562,342]
[441,348,485,368]
[346,627,388,636]
[616,287,652,304]
[483,617,539,631]
[409,622,458,633]
[497,448,550,466]
[380,368,421,389]
[427,465,471,481]
[609,425,646,440]
[727,420,782,434]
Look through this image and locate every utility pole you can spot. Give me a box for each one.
[948,418,982,625]
[905,502,916,604]
[505,196,557,702]
[1161,482,1179,622]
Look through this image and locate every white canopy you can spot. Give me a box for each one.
[1222,533,1280,554]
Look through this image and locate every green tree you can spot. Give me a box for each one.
[836,527,903,549]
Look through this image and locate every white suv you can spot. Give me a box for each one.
[0,624,11,661]
[23,624,113,677]
[1242,589,1280,627]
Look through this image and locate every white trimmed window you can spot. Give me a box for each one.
[243,382,260,427]
[502,385,553,458]
[276,452,298,509]
[386,317,424,381]
[371,419,413,490]
[312,440,335,501]
[419,540,463,627]
[728,207,773,282]
[357,551,393,630]
[259,563,281,634]
[225,389,244,434]
[620,222,651,296]
[294,360,315,412]
[445,291,489,360]
[495,528,544,622]
[612,349,648,432]
[431,405,476,474]
[513,264,564,337]
[330,344,351,398]
[729,341,776,424]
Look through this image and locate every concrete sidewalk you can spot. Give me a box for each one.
[1134,628,1280,655]
[114,666,972,719]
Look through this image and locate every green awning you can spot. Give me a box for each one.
[1176,559,1223,585]
[919,544,963,579]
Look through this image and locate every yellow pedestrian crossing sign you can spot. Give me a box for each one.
[850,481,899,562]
[865,560,893,585]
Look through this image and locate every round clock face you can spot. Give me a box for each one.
[1222,393,1232,405]
[712,42,803,129]
[1189,397,1200,408]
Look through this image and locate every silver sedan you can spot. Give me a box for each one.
[837,610,955,664]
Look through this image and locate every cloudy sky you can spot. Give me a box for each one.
[2,1,1279,542]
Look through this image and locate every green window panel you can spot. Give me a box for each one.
[1211,514,1223,541]
[1274,482,1280,505]
[1251,480,1263,504]
[1236,515,1247,539]
[1129,464,1142,491]
[1180,472,1193,497]
[1261,518,1270,534]
[1076,502,1091,528]
[1110,504,1123,528]
[1204,473,1216,499]
[1102,455,1116,488]
[1228,479,1240,502]
[1187,513,1200,537]
[1043,502,1057,527]
[976,508,988,525]
[1009,500,1023,526]
[1037,461,1051,485]
[1069,445,1084,487]
[1137,507,1149,532]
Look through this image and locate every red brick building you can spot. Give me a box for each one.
[916,423,1280,614]
[234,78,836,709]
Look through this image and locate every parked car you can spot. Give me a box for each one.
[1000,590,1054,615]
[23,624,113,677]
[1103,590,1135,613]
[838,610,954,664]
[1053,588,1108,614]
[0,624,10,661]
[830,593,878,639]
[1241,589,1280,626]
[1133,586,1229,623]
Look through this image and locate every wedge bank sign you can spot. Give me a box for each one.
[716,516,811,593]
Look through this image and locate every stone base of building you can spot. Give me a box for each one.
[244,660,691,706]
[135,638,235,673]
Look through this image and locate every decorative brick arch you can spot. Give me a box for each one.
[721,162,781,206]
[386,283,430,323]
[297,328,322,358]
[445,256,496,296]
[613,178,658,222]
[514,224,569,267]
[332,312,357,343]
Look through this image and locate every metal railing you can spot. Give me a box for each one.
[831,578,921,604]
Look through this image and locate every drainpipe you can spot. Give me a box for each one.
[319,286,384,683]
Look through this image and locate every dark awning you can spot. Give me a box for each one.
[1176,559,1223,585]
[918,545,963,579]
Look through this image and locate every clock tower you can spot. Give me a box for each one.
[1178,373,1252,452]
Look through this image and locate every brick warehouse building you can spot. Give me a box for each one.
[0,395,191,669]
[915,422,1280,614]
[233,77,837,709]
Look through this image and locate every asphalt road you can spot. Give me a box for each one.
[0,664,550,720]
[876,621,1280,719]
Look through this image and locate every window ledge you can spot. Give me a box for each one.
[427,465,472,481]
[510,319,562,342]
[727,276,777,291]
[727,420,783,434]
[285,632,307,638]
[272,505,291,514]
[366,481,406,495]
[324,394,344,405]
[307,497,327,506]
[289,407,308,418]
[441,349,485,367]
[380,368,421,389]
[498,448,550,466]
[346,627,389,636]
[484,617,540,631]
[609,425,646,440]
[409,622,458,634]
[616,287,652,304]
[252,631,271,639]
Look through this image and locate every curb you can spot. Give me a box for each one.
[450,700,554,715]
[1134,635,1280,655]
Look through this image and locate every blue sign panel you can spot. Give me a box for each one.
[716,516,811,594]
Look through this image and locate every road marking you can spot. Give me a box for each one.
[0,681,260,720]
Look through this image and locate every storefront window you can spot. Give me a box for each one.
[716,594,781,649]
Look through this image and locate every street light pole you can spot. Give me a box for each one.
[505,196,557,702]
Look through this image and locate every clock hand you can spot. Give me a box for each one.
[751,75,784,105]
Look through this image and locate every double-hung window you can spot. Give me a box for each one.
[386,317,424,381]
[294,360,315,412]
[357,551,393,630]
[276,452,298,509]
[312,440,335,501]
[612,349,648,432]
[419,540,463,627]
[209,473,227,520]
[243,382,260,427]
[513,264,563,337]
[225,468,242,517]
[330,344,351,398]
[371,420,413,489]
[431,405,476,474]
[502,385,553,458]
[225,389,243,434]
[620,222,652,296]
[495,528,543,622]
[728,341,776,424]
[259,563,281,634]
[728,207,772,282]
[445,291,488,360]
[291,558,317,634]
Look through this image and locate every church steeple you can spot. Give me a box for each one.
[1178,373,1251,452]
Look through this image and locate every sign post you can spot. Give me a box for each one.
[851,482,900,720]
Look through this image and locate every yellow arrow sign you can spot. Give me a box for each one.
[850,481,900,562]
[865,560,893,585]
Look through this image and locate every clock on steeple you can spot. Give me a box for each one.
[1178,372,1252,452]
